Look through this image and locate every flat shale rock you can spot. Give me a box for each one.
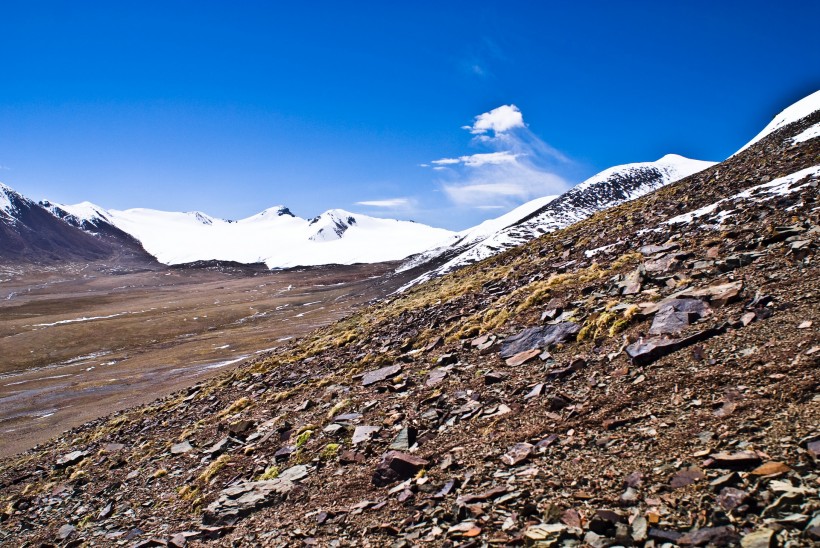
[499,322,580,359]
[203,471,304,525]
[626,325,725,365]
[500,442,533,466]
[55,450,87,468]
[170,441,193,455]
[649,298,711,335]
[361,364,402,386]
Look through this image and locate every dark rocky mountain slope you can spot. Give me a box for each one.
[0,185,156,267]
[0,103,818,547]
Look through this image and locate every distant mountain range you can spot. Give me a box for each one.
[3,90,818,272]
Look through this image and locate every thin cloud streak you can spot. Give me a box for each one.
[355,197,414,208]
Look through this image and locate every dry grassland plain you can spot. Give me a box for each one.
[0,261,399,457]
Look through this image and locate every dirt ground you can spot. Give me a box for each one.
[0,261,398,457]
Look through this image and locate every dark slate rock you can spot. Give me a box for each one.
[499,323,580,359]
[626,325,727,366]
[372,451,429,486]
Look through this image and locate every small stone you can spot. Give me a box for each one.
[484,370,508,384]
[631,516,648,542]
[98,501,114,520]
[500,442,533,466]
[352,425,380,446]
[505,348,541,366]
[620,486,639,503]
[389,427,417,451]
[670,468,704,489]
[751,461,791,476]
[57,524,75,540]
[707,450,761,469]
[171,441,193,455]
[740,528,775,548]
[339,450,364,464]
[561,508,582,528]
[56,450,87,468]
[168,533,188,548]
[678,525,738,546]
[426,368,448,387]
[525,383,545,399]
[717,487,748,511]
[447,521,481,538]
[524,523,566,541]
[798,320,813,329]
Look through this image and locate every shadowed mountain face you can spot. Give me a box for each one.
[1,187,108,263]
[0,186,157,266]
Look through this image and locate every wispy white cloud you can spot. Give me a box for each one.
[355,197,414,208]
[432,151,519,168]
[463,104,525,135]
[425,104,573,208]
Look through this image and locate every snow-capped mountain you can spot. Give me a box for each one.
[0,184,154,264]
[734,90,820,154]
[44,202,457,269]
[397,154,715,289]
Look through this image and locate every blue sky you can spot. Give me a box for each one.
[1,1,818,230]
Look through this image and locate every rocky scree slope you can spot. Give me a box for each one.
[0,108,819,547]
[397,155,714,290]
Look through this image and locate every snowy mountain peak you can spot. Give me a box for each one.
[309,210,359,241]
[241,205,295,222]
[735,89,820,154]
[40,200,112,229]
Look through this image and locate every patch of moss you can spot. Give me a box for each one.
[295,429,313,448]
[257,465,280,480]
[318,443,341,460]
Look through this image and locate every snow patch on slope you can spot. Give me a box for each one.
[735,90,820,154]
[0,183,15,217]
[664,165,820,226]
[791,122,820,144]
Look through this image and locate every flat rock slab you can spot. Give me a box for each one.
[504,348,541,366]
[499,323,580,359]
[55,450,87,468]
[708,451,762,469]
[425,367,448,387]
[649,298,711,335]
[171,441,193,455]
[626,325,726,366]
[500,442,533,466]
[203,478,296,526]
[361,364,402,386]
[352,425,380,445]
